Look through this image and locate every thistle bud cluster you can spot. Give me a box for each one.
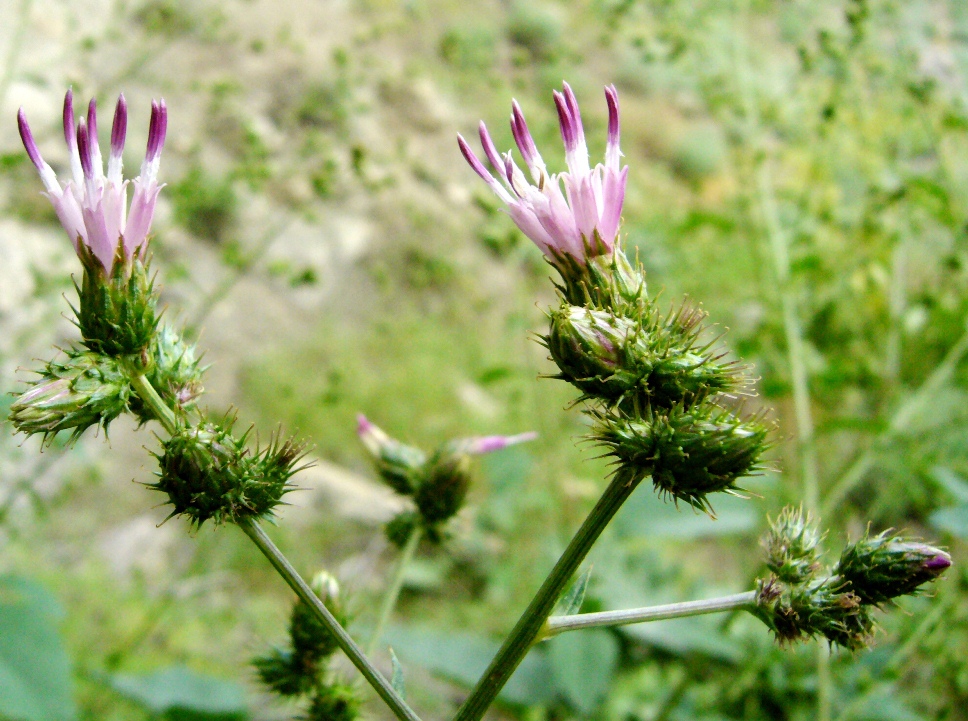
[753,507,951,650]
[10,90,204,444]
[462,85,769,514]
[254,572,360,721]
[357,415,536,544]
[150,416,307,528]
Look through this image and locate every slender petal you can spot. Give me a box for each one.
[63,90,84,188]
[107,94,127,185]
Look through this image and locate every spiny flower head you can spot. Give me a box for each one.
[763,506,825,585]
[17,89,167,274]
[836,531,951,606]
[458,83,627,267]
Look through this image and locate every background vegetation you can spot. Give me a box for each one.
[1,0,967,719]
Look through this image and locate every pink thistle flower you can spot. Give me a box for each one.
[458,83,627,265]
[17,89,168,273]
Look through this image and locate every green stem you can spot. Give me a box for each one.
[129,372,178,434]
[367,525,423,656]
[239,519,421,721]
[541,591,756,639]
[453,471,643,721]
[822,325,968,515]
[127,374,418,721]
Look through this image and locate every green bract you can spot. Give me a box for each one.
[74,248,159,365]
[8,349,132,443]
[151,418,304,527]
[592,404,770,514]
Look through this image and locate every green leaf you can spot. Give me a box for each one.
[556,567,592,616]
[548,630,619,714]
[0,575,75,721]
[109,666,247,720]
[389,648,406,700]
[613,485,758,539]
[384,626,555,705]
[929,504,968,539]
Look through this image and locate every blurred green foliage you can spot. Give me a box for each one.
[4,0,968,719]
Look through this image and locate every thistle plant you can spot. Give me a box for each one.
[7,83,953,721]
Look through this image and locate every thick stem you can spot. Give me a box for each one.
[239,519,421,721]
[541,591,757,639]
[129,372,178,434]
[367,525,423,656]
[453,470,642,721]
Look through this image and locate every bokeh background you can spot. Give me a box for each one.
[1,0,968,719]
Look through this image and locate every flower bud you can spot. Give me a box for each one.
[763,506,824,584]
[547,303,743,412]
[253,648,309,697]
[75,253,159,365]
[151,418,302,527]
[754,576,875,651]
[9,350,131,443]
[307,683,359,721]
[593,405,770,514]
[836,531,952,606]
[385,510,434,547]
[290,571,345,663]
[414,444,473,525]
[357,415,427,495]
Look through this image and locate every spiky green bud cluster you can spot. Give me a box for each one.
[763,506,824,584]
[545,244,770,514]
[130,325,205,424]
[836,530,952,606]
[592,405,769,513]
[755,576,874,651]
[151,416,305,527]
[752,507,951,651]
[254,571,360,721]
[358,416,534,545]
[74,249,159,366]
[8,348,132,444]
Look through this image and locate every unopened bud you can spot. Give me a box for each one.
[754,576,875,651]
[836,531,952,605]
[307,682,360,721]
[356,415,426,495]
[290,570,345,662]
[764,506,824,584]
[593,405,770,514]
[9,350,131,443]
[415,445,473,525]
[151,418,301,527]
[547,303,742,412]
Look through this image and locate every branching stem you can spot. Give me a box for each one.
[239,519,421,721]
[541,591,757,639]
[453,471,643,721]
[367,525,423,656]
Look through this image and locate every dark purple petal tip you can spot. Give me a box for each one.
[924,553,952,571]
[63,89,75,146]
[605,85,619,140]
[86,98,98,139]
[76,120,93,179]
[146,99,168,160]
[17,108,44,169]
[111,94,127,154]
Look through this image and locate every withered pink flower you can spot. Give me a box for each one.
[458,83,627,264]
[18,89,168,272]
